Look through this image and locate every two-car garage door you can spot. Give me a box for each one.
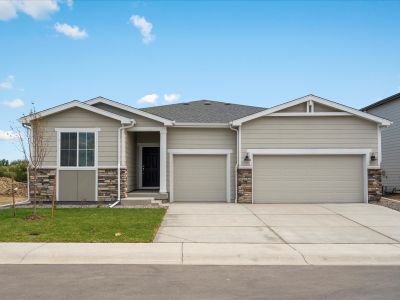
[253,155,365,203]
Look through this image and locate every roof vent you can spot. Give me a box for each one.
[204,102,212,105]
[225,103,231,105]
[183,103,190,105]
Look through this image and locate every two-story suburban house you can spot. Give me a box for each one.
[362,92,400,193]
[21,94,390,204]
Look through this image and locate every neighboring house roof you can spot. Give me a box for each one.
[361,92,400,111]
[231,94,392,126]
[85,96,174,126]
[141,100,266,123]
[20,100,134,124]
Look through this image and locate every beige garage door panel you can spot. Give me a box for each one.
[174,155,226,202]
[59,170,96,201]
[253,155,364,203]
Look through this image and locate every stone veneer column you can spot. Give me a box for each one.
[237,168,252,203]
[368,168,382,202]
[29,168,56,202]
[98,168,127,202]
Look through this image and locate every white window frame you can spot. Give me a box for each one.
[168,149,232,203]
[56,128,100,170]
[247,148,371,204]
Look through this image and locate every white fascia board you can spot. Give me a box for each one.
[173,122,230,128]
[231,94,392,126]
[168,149,233,155]
[247,148,372,155]
[85,97,174,126]
[20,101,134,124]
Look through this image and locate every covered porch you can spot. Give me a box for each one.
[125,127,168,200]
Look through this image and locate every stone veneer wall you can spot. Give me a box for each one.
[368,168,382,202]
[237,168,252,203]
[98,168,127,202]
[29,168,56,201]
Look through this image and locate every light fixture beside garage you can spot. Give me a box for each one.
[370,152,376,161]
[244,153,251,162]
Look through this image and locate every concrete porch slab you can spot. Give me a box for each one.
[244,204,334,215]
[258,214,360,227]
[291,244,400,265]
[271,226,397,244]
[183,243,307,265]
[155,226,283,243]
[162,214,264,227]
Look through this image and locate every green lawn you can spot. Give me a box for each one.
[0,208,166,243]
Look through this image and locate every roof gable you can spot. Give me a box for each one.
[362,92,400,111]
[20,100,133,124]
[231,94,391,126]
[85,96,174,125]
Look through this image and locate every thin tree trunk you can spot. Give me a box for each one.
[11,176,16,218]
[33,170,37,216]
[51,172,56,218]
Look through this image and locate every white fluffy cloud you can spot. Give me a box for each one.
[3,98,24,108]
[0,0,17,21]
[0,75,14,89]
[164,93,181,103]
[0,130,18,141]
[66,0,73,8]
[54,22,88,39]
[129,15,155,44]
[0,0,62,21]
[138,94,159,104]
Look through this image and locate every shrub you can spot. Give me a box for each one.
[0,159,28,182]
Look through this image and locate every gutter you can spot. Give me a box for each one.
[113,120,135,208]
[229,123,239,203]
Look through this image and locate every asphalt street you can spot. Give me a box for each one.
[1,265,399,300]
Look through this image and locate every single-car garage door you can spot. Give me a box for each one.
[253,155,364,203]
[173,155,226,202]
[59,170,96,201]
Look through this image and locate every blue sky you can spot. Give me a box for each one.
[0,0,400,160]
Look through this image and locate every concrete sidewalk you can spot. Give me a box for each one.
[1,242,400,265]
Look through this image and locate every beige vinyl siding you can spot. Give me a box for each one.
[173,155,226,202]
[241,116,378,167]
[41,107,121,166]
[313,102,341,112]
[366,100,400,190]
[279,103,307,112]
[167,128,237,201]
[125,131,135,191]
[253,155,364,203]
[92,103,163,127]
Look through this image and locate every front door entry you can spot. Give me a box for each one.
[142,147,160,187]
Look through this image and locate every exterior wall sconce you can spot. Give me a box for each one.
[370,153,376,161]
[244,153,251,162]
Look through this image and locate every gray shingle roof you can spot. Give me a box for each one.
[141,100,266,123]
[361,92,400,111]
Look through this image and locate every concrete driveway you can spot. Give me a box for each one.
[155,203,400,244]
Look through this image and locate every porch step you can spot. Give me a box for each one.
[120,197,169,208]
[127,192,169,200]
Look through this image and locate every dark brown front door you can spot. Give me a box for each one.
[142,147,160,187]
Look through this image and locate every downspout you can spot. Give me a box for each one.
[229,123,239,203]
[110,120,135,208]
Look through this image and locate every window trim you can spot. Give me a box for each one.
[56,128,99,170]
